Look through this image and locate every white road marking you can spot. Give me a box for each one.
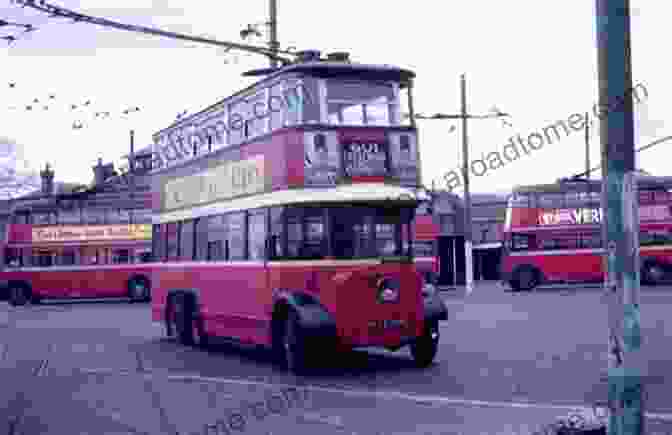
[79,368,672,422]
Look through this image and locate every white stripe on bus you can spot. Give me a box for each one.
[156,183,419,224]
[508,244,672,257]
[5,258,432,272]
[5,263,153,272]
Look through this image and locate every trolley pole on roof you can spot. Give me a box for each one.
[596,0,644,433]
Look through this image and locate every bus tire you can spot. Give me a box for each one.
[410,319,439,368]
[642,261,665,285]
[510,266,539,292]
[175,293,196,346]
[128,276,150,303]
[281,311,308,375]
[8,282,30,307]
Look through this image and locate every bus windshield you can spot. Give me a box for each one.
[270,204,414,260]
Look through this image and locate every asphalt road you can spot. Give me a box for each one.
[1,284,671,434]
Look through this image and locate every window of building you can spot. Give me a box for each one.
[247,210,267,261]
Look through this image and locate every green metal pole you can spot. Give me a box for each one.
[596,1,644,434]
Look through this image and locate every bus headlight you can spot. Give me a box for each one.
[422,283,436,297]
[377,278,400,303]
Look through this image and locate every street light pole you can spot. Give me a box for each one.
[460,74,474,295]
[596,0,644,433]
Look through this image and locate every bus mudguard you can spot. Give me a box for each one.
[273,290,337,338]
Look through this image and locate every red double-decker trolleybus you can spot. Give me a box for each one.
[1,222,153,304]
[501,176,672,291]
[150,54,448,373]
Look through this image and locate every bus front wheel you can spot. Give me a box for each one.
[281,311,308,375]
[410,319,439,367]
[510,266,539,292]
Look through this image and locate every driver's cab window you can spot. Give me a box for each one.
[511,233,534,251]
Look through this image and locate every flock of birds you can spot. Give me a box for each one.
[5,81,141,130]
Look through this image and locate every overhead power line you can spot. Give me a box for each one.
[10,0,295,65]
[568,134,672,179]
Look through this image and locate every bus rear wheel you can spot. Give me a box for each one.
[410,320,439,368]
[9,284,30,307]
[128,277,150,303]
[166,294,195,346]
[281,311,308,375]
[643,262,665,285]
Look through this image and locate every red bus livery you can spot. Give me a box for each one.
[1,223,153,304]
[151,55,448,373]
[501,176,672,291]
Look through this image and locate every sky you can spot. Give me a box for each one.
[0,0,669,194]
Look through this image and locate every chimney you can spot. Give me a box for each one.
[40,163,55,196]
[92,157,105,186]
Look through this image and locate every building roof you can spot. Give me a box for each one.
[18,181,88,200]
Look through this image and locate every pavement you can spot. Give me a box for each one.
[1,285,672,434]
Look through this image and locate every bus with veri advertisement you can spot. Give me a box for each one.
[501,176,672,291]
[150,52,448,373]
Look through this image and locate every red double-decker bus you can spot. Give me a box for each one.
[501,176,672,291]
[0,222,153,305]
[150,53,448,373]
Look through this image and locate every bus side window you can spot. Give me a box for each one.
[511,233,532,251]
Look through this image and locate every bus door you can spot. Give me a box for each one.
[437,235,466,286]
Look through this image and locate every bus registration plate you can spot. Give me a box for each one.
[369,319,403,332]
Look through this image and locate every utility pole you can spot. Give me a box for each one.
[129,129,136,224]
[585,112,591,180]
[596,0,644,434]
[460,74,474,295]
[414,77,509,294]
[268,0,279,68]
